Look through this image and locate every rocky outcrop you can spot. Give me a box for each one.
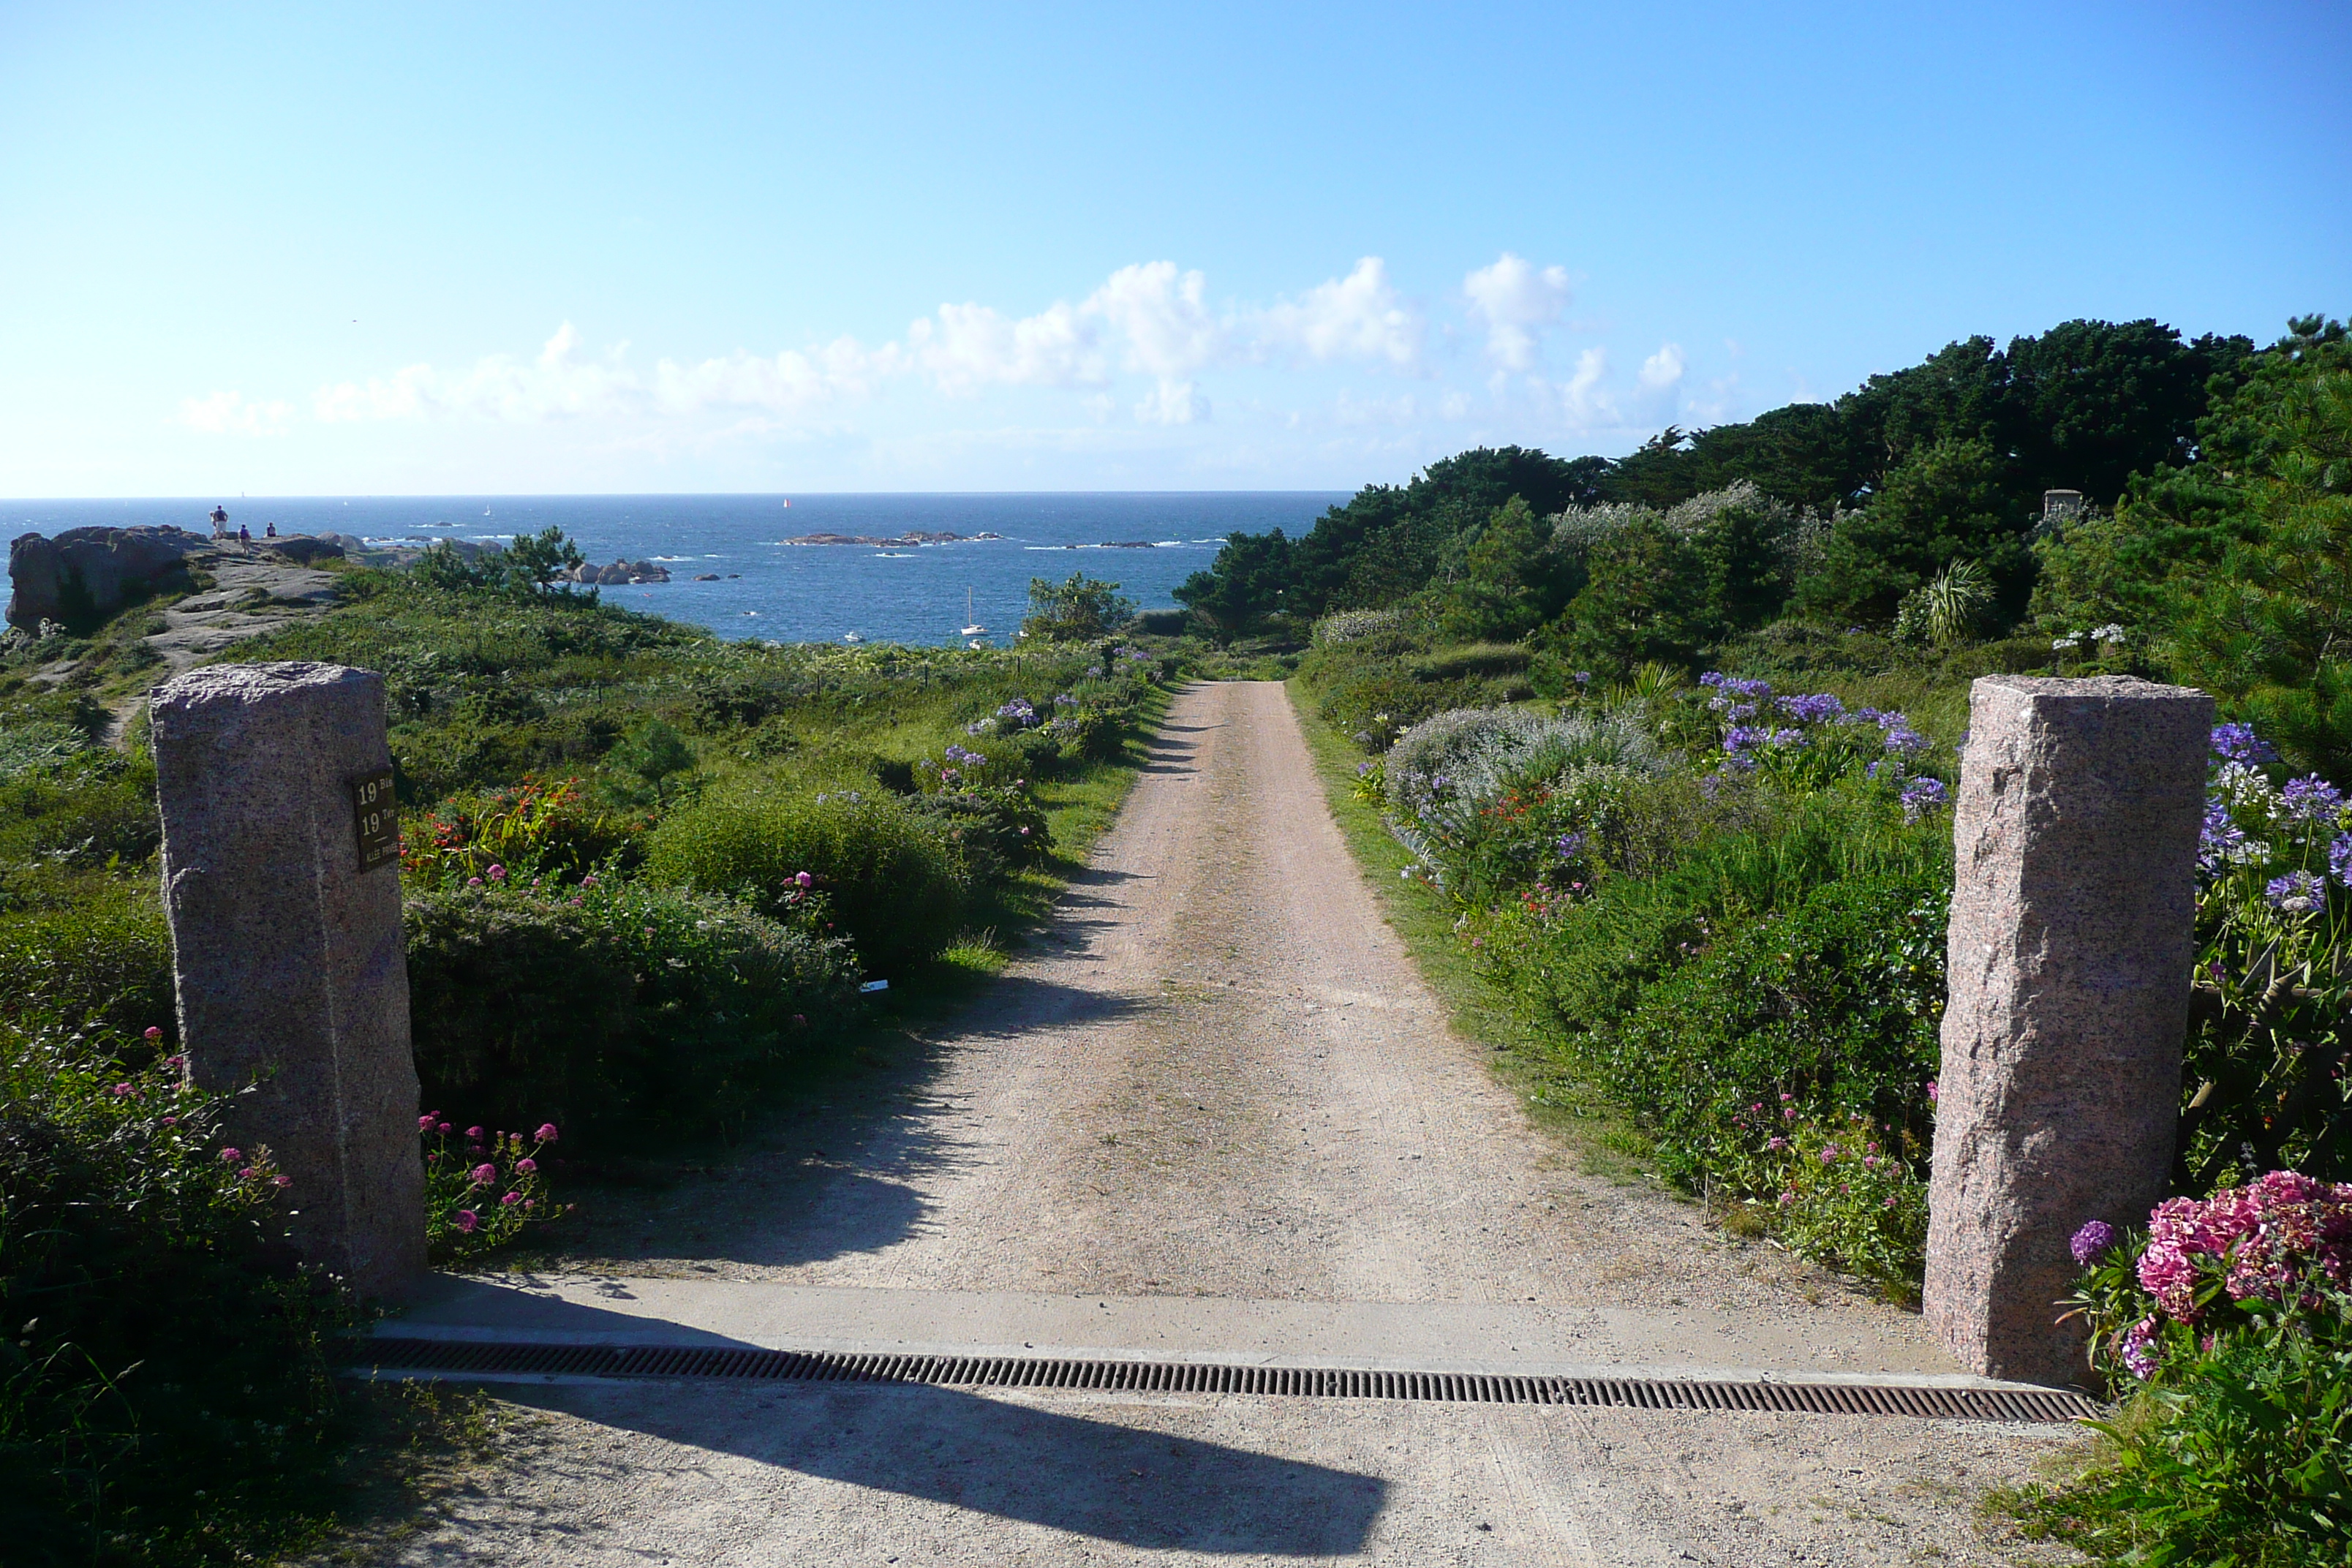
[7,527,209,632]
[565,559,671,585]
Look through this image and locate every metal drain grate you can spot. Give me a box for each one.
[357,1338,2097,1424]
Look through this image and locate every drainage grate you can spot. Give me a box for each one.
[356,1338,2098,1424]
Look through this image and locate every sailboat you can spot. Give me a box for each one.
[960,587,988,638]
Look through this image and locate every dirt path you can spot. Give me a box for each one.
[371,682,2074,1565]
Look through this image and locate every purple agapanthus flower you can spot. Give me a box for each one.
[1899,777,1948,821]
[1722,725,1768,754]
[2070,1219,2118,1266]
[2212,723,2280,764]
[2267,870,2326,913]
[1883,727,1931,756]
[2281,774,2345,823]
[1777,693,1846,725]
[2331,834,2352,889]
[2200,800,2247,872]
[1768,728,1805,749]
[1553,831,1588,860]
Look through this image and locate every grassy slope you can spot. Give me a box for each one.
[1283,679,1650,1183]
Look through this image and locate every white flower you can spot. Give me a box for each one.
[2053,635,2080,650]
[2093,623,2126,642]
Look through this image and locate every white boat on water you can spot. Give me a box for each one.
[959,587,987,638]
[842,631,863,644]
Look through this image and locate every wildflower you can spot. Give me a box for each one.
[2199,799,2249,872]
[2051,634,2079,651]
[1573,671,1591,685]
[1779,1093,1795,1102]
[438,1121,451,1134]
[516,1158,537,1173]
[2070,1219,2117,1266]
[160,1115,177,1126]
[487,864,507,881]
[1765,1137,1787,1151]
[2281,774,2346,823]
[1819,1145,1840,1164]
[272,1174,292,1188]
[535,1123,560,1142]
[2211,723,2279,764]
[1776,693,1845,724]
[582,874,599,888]
[470,1163,498,1184]
[455,1210,479,1235]
[420,1114,437,1129]
[1882,726,1930,756]
[2120,1316,2160,1379]
[502,1191,522,1206]
[466,1126,484,1140]
[1783,1106,1798,1120]
[2092,623,2125,643]
[219,1147,241,1164]
[143,1026,162,1040]
[467,876,483,887]
[1778,1191,1795,1206]
[1926,1080,1938,1103]
[238,1166,254,1178]
[1899,777,1948,821]
[2266,870,2326,913]
[795,870,814,889]
[111,1082,133,1096]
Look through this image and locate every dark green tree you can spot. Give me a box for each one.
[1795,438,2031,625]
[1437,497,1559,641]
[1021,572,1137,642]
[1546,517,1716,677]
[504,525,588,590]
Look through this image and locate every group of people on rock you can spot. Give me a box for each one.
[208,505,276,543]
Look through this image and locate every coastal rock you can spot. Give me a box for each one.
[7,525,208,631]
[783,530,1002,548]
[595,562,630,585]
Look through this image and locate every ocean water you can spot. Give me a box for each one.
[7,493,1343,645]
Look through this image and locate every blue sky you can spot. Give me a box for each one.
[1,1,2343,497]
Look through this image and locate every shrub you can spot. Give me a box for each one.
[0,882,175,1039]
[644,791,970,972]
[0,1025,356,1564]
[1311,608,1403,647]
[399,777,641,887]
[418,1118,563,1263]
[404,878,859,1143]
[1717,1103,1930,1300]
[1493,854,1948,1191]
[2002,1175,2352,1564]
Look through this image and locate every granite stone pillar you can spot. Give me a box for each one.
[151,662,424,1297]
[1924,676,2210,1385]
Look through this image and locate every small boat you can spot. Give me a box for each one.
[842,631,863,644]
[959,587,987,638]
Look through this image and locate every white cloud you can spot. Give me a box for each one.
[1463,252,1571,371]
[1134,379,1209,426]
[1257,257,1422,369]
[178,389,293,436]
[1086,262,1221,380]
[1557,347,1616,428]
[654,336,903,415]
[908,301,1103,395]
[316,323,638,423]
[1637,342,1686,395]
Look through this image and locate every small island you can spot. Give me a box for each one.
[783,530,1003,547]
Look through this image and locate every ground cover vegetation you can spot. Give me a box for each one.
[1220,314,2352,1553]
[0,553,1175,1562]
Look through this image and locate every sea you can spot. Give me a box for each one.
[6,493,1345,646]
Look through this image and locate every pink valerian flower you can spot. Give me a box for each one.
[111,1082,135,1097]
[466,1126,485,1140]
[1765,1137,1787,1151]
[535,1123,559,1142]
[420,1113,439,1130]
[470,1163,498,1184]
[272,1174,292,1188]
[143,1026,163,1040]
[455,1210,479,1234]
[516,1158,537,1173]
[219,1147,242,1164]
[501,1191,522,1206]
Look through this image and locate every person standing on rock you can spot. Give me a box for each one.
[238,524,251,543]
[210,505,228,537]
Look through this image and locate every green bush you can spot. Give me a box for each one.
[0,883,175,1040]
[644,791,970,972]
[404,878,859,1143]
[0,1026,356,1564]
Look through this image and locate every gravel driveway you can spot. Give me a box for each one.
[366,681,2077,1566]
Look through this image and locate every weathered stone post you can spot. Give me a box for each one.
[1925,676,2210,1384]
[151,662,425,1297]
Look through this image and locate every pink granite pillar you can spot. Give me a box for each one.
[151,662,425,1297]
[1924,676,2210,1385]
